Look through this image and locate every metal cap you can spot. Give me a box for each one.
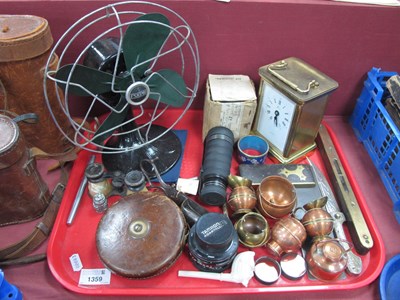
[280,253,307,280]
[254,256,281,285]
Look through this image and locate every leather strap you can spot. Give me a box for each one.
[0,183,65,266]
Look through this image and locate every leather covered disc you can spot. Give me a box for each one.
[96,192,186,278]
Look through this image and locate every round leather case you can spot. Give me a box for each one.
[0,114,50,226]
[96,191,187,278]
[0,15,52,62]
[0,15,74,155]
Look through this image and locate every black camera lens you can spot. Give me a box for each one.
[199,126,234,206]
[188,213,239,272]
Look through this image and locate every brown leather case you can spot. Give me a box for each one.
[0,15,73,154]
[96,192,187,278]
[0,115,50,226]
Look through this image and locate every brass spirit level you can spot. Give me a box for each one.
[316,124,373,255]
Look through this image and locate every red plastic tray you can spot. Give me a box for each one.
[47,110,385,296]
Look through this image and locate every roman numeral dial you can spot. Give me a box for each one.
[256,82,296,153]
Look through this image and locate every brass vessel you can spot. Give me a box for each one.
[302,196,328,211]
[227,175,256,217]
[228,175,253,189]
[228,186,257,216]
[235,212,270,248]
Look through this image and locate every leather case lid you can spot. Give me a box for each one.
[96,192,186,278]
[0,115,18,153]
[0,15,53,61]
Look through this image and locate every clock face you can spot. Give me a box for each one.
[256,81,296,153]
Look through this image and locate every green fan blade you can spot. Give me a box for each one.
[55,64,126,96]
[123,13,170,78]
[92,97,129,145]
[147,69,187,107]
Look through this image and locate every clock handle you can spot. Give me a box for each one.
[267,61,319,94]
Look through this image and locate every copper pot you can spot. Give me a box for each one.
[266,216,307,257]
[228,186,257,216]
[257,176,297,219]
[306,238,350,282]
[301,208,334,239]
[234,212,270,248]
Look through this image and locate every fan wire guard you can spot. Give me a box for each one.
[43,1,200,155]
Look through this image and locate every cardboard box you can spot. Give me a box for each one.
[202,74,257,142]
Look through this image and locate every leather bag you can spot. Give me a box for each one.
[0,114,65,266]
[0,114,50,226]
[0,14,73,155]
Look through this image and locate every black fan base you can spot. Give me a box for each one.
[101,125,182,177]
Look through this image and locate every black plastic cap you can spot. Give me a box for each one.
[199,184,227,206]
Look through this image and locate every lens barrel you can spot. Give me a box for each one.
[187,213,239,272]
[199,126,234,206]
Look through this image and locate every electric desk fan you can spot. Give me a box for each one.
[44,1,200,175]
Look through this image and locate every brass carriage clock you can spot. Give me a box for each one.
[253,57,338,163]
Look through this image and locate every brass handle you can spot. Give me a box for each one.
[267,60,319,94]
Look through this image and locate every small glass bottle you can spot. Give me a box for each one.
[92,193,108,213]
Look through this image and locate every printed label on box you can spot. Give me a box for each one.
[209,74,257,102]
[220,103,244,137]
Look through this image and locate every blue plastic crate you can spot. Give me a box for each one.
[350,68,400,223]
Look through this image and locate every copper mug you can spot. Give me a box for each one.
[266,216,307,257]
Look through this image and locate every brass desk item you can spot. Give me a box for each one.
[315,125,373,255]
